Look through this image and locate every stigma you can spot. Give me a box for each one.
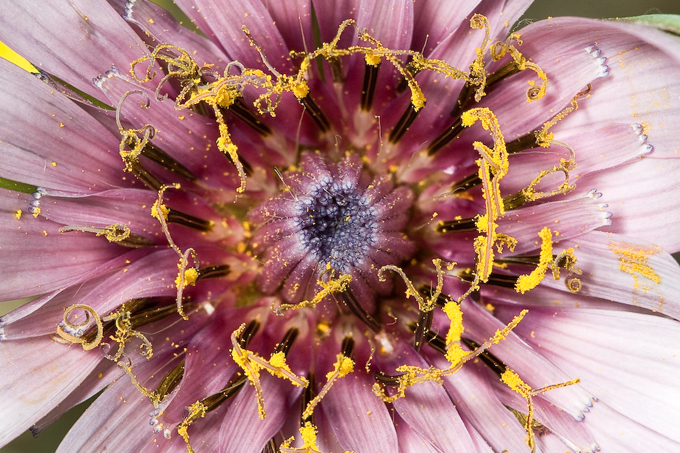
[250,151,415,307]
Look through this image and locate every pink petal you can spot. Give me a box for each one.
[460,300,596,420]
[497,191,612,256]
[424,351,531,453]
[0,205,127,301]
[0,336,102,448]
[497,305,680,444]
[566,158,680,251]
[541,231,680,319]
[529,18,680,160]
[0,0,146,99]
[0,60,128,194]
[121,0,230,71]
[375,341,477,452]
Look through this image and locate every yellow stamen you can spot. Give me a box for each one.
[501,368,580,451]
[230,324,308,419]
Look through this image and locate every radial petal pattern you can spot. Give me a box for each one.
[1,1,680,452]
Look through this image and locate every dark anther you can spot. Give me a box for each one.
[130,160,163,191]
[417,286,449,308]
[361,63,380,111]
[388,103,422,144]
[299,94,331,132]
[141,142,196,181]
[129,301,195,330]
[197,264,231,280]
[421,329,448,355]
[427,117,465,155]
[451,64,520,118]
[274,328,300,356]
[301,372,316,425]
[396,61,420,94]
[339,291,381,333]
[83,298,149,342]
[167,209,213,232]
[328,57,344,84]
[154,360,185,402]
[485,63,522,88]
[240,155,254,177]
[374,372,404,386]
[201,373,248,413]
[496,255,542,267]
[505,132,539,155]
[460,270,519,289]
[436,217,478,233]
[450,81,476,119]
[341,336,355,358]
[451,173,482,193]
[413,309,433,352]
[502,191,531,211]
[461,337,507,377]
[262,438,279,453]
[116,233,155,249]
[226,99,272,136]
[239,319,261,349]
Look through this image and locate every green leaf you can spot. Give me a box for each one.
[618,14,680,37]
[0,177,37,194]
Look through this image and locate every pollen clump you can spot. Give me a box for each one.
[612,245,661,284]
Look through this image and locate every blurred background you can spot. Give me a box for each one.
[2,0,680,451]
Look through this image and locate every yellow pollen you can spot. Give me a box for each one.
[612,246,661,283]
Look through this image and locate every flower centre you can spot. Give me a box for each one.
[250,152,415,304]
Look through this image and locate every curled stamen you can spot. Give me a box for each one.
[501,368,580,451]
[491,34,549,102]
[55,304,103,351]
[59,224,152,248]
[152,184,200,320]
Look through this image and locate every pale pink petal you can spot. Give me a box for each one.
[566,158,680,251]
[529,18,680,160]
[497,306,680,444]
[121,0,230,70]
[376,342,477,452]
[0,207,127,301]
[541,231,680,319]
[460,300,596,420]
[0,0,147,99]
[0,336,102,448]
[424,351,531,453]
[497,191,612,256]
[0,59,128,194]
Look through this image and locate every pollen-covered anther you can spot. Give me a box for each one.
[457,108,515,299]
[515,228,582,294]
[372,310,529,402]
[280,421,339,453]
[230,324,308,419]
[176,400,208,453]
[302,352,354,420]
[275,272,352,316]
[501,368,580,451]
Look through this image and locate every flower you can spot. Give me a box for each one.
[1,0,680,452]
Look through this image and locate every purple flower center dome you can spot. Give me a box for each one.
[250,151,415,314]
